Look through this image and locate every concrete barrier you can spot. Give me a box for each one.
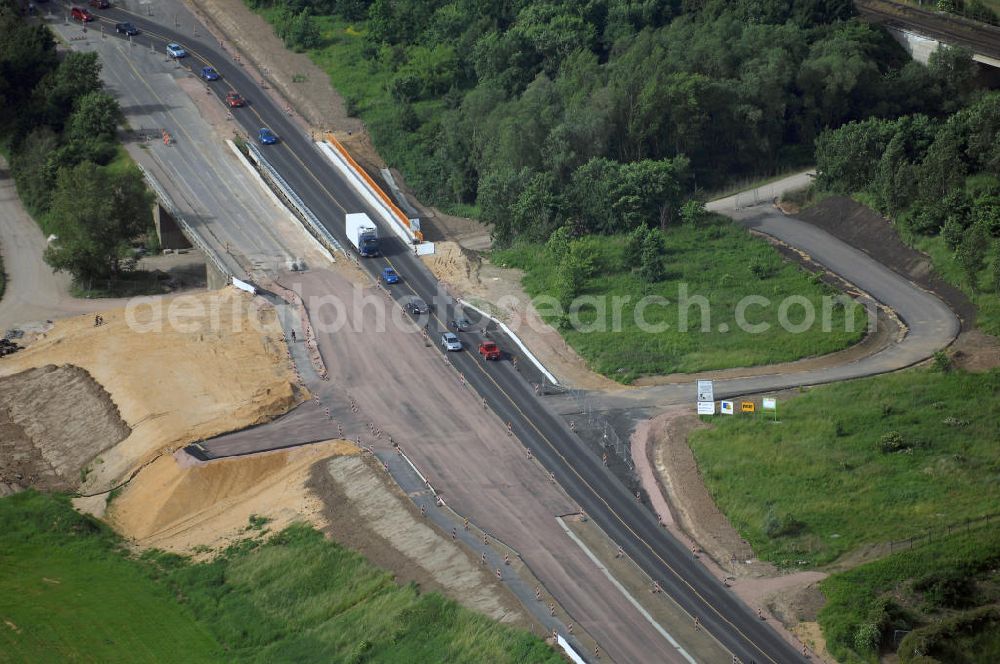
[246,143,344,256]
[458,299,559,386]
[315,137,420,246]
[226,140,334,263]
[556,635,586,664]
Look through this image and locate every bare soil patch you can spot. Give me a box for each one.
[0,365,129,493]
[310,454,533,628]
[108,441,354,556]
[0,288,303,493]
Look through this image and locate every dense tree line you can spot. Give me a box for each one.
[248,0,969,246]
[816,89,1000,293]
[0,0,152,284]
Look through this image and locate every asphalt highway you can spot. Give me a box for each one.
[54,6,958,663]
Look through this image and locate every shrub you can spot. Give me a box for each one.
[854,622,881,653]
[749,258,774,279]
[877,430,909,453]
[912,569,977,609]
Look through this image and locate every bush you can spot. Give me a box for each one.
[912,569,977,609]
[854,622,881,653]
[877,430,909,453]
[749,258,775,279]
[762,507,806,538]
[899,606,1000,663]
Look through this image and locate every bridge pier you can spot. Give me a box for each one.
[152,202,191,251]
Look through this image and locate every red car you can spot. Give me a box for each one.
[225,91,245,108]
[478,341,501,361]
[70,6,94,21]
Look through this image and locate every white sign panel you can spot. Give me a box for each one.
[696,380,714,403]
[697,401,716,415]
[721,400,734,415]
[762,397,777,411]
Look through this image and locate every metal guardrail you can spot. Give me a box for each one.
[137,163,234,280]
[246,143,345,256]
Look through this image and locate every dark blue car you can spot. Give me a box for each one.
[381,267,400,284]
[258,127,278,145]
[200,66,220,81]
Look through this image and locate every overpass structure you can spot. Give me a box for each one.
[857,0,1000,69]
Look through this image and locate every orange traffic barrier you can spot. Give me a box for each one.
[325,133,424,242]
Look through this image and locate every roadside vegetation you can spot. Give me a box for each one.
[0,491,223,661]
[246,0,968,243]
[689,367,1000,567]
[815,90,1000,335]
[690,367,1000,660]
[0,491,559,663]
[930,0,1000,26]
[0,1,160,296]
[819,527,1000,663]
[494,216,864,381]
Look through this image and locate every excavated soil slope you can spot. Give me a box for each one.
[0,365,129,494]
[0,288,303,494]
[109,441,356,555]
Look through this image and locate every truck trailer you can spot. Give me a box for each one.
[345,213,379,257]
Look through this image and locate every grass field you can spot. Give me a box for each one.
[0,492,223,662]
[819,526,1000,663]
[494,218,865,381]
[688,368,1000,567]
[0,492,559,664]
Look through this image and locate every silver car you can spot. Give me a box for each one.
[441,332,462,351]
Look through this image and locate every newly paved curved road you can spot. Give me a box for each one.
[56,6,959,663]
[584,179,960,411]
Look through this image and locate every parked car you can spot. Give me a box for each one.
[441,332,463,352]
[381,267,400,284]
[88,0,109,8]
[478,341,501,360]
[115,22,139,35]
[225,91,245,108]
[257,127,278,145]
[165,43,186,58]
[70,6,94,21]
[199,66,220,81]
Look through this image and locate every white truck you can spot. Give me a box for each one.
[345,213,379,257]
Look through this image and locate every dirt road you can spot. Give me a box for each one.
[0,161,120,331]
[201,267,722,663]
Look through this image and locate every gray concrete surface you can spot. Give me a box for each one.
[47,17,328,281]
